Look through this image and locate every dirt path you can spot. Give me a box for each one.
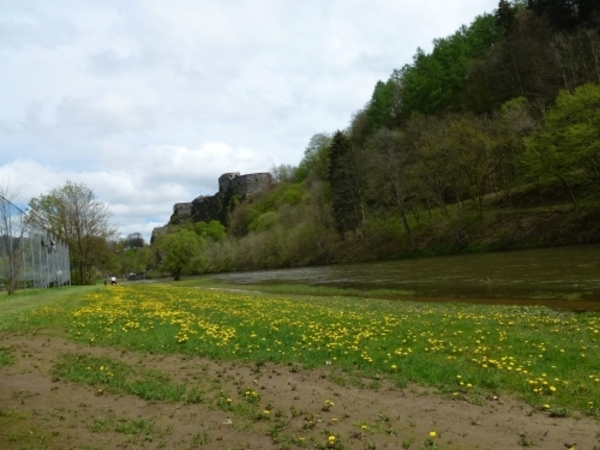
[1,332,599,449]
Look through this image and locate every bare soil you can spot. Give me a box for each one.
[1,332,599,450]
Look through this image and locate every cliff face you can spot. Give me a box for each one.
[191,194,227,224]
[151,172,272,243]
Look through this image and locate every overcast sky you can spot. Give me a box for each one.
[0,0,500,242]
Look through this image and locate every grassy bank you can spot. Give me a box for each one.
[4,283,599,417]
[0,286,97,331]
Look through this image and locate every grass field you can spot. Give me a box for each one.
[5,283,600,415]
[1,283,599,449]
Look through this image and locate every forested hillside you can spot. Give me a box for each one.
[154,0,600,277]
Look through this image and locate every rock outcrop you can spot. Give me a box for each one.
[151,171,272,243]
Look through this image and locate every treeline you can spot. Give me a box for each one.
[155,0,600,278]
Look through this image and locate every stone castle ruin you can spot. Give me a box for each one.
[218,172,272,196]
[151,171,272,243]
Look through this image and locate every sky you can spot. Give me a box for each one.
[0,0,500,243]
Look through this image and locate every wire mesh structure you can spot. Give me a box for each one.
[0,196,70,292]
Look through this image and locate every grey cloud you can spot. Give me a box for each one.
[56,94,156,135]
[88,49,134,76]
[88,44,180,77]
[0,119,17,136]
[0,9,78,50]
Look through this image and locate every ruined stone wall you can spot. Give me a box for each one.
[173,202,192,217]
[152,171,273,238]
[227,173,272,196]
[218,172,241,192]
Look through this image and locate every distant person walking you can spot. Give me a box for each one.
[110,276,117,285]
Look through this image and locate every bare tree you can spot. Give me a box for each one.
[365,129,418,250]
[0,182,26,294]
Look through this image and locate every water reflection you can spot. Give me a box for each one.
[209,245,600,310]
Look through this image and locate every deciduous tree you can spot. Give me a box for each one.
[157,230,205,281]
[527,0,600,30]
[524,83,600,207]
[28,181,116,284]
[399,14,500,117]
[194,220,226,242]
[126,232,145,250]
[478,9,555,112]
[365,129,418,250]
[365,77,403,132]
[294,133,332,183]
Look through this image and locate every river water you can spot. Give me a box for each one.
[208,244,600,310]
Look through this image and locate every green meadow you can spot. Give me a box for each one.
[2,283,600,416]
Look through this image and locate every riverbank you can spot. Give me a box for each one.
[171,180,600,279]
[339,202,600,264]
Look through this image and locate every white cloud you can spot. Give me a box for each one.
[0,138,274,242]
[0,0,500,242]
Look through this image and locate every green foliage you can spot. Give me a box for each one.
[294,133,332,182]
[157,230,205,280]
[329,130,363,234]
[524,84,600,206]
[280,183,304,205]
[365,78,402,132]
[229,181,311,237]
[194,220,226,242]
[543,84,600,180]
[28,181,116,285]
[410,114,506,220]
[398,14,500,117]
[205,182,337,271]
[112,238,154,276]
[249,211,278,232]
[125,232,145,249]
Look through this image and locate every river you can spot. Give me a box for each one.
[208,244,600,310]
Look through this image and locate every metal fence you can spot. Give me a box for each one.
[0,196,70,292]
